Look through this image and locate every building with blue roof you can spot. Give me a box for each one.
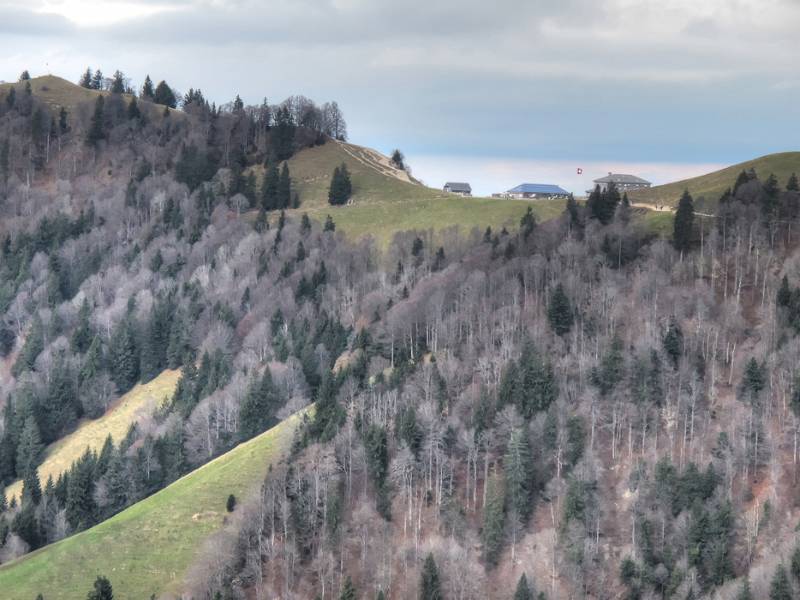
[503,183,569,199]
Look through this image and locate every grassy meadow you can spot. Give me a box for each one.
[0,409,307,600]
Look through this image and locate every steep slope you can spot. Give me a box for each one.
[629,151,800,209]
[284,140,567,247]
[0,408,307,600]
[3,370,180,504]
[283,139,441,208]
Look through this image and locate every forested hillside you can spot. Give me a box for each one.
[1,70,800,600]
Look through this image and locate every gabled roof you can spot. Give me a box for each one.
[444,182,471,192]
[507,183,569,195]
[593,173,651,185]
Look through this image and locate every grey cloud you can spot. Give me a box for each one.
[0,6,75,36]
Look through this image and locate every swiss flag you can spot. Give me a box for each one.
[576,168,583,175]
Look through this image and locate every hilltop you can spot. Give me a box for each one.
[629,151,800,209]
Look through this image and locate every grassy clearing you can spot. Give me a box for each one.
[301,195,567,249]
[285,140,442,209]
[629,152,800,210]
[0,409,307,600]
[4,370,180,504]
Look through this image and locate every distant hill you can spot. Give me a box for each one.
[0,75,101,113]
[0,408,307,600]
[0,74,177,119]
[629,151,800,209]
[283,140,567,247]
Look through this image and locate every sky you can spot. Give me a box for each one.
[1,0,798,196]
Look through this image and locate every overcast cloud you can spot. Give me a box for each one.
[1,0,798,195]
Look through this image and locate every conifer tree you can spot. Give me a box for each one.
[514,574,534,600]
[22,469,42,506]
[79,67,93,89]
[328,163,352,205]
[72,298,93,353]
[86,575,114,600]
[141,75,155,100]
[663,318,683,370]
[16,416,43,478]
[482,470,506,566]
[673,190,694,253]
[91,69,104,90]
[791,544,800,581]
[110,317,139,393]
[278,163,292,209]
[547,283,573,336]
[338,576,356,600]
[110,70,125,94]
[13,315,44,376]
[736,578,753,600]
[261,164,280,211]
[504,428,534,521]
[324,215,336,231]
[127,96,141,122]
[788,173,800,192]
[420,553,443,600]
[86,96,106,147]
[239,368,280,440]
[153,80,177,108]
[520,206,536,240]
[769,564,791,600]
[516,340,557,418]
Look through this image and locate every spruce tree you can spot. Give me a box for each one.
[110,317,140,393]
[110,70,125,94]
[261,164,280,211]
[278,163,292,209]
[71,298,93,353]
[141,75,155,100]
[547,283,573,336]
[788,172,800,192]
[482,470,506,566]
[769,564,791,600]
[736,578,753,600]
[127,96,141,122]
[324,215,336,231]
[91,69,104,90]
[673,190,694,253]
[662,318,683,370]
[514,574,534,600]
[504,428,534,521]
[520,206,536,240]
[153,80,177,108]
[791,544,800,581]
[328,163,352,205]
[86,96,106,147]
[338,576,356,600]
[420,553,443,600]
[239,368,280,440]
[16,416,43,478]
[79,67,93,89]
[22,469,42,506]
[86,575,114,600]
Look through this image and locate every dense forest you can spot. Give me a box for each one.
[2,69,800,600]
